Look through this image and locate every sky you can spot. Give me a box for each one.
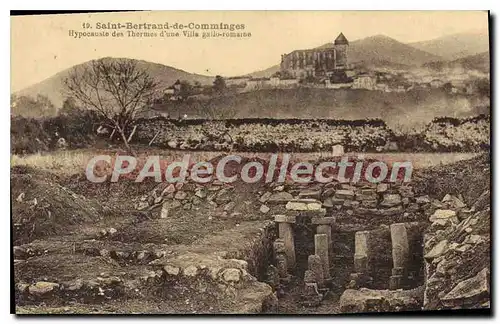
[11,11,489,92]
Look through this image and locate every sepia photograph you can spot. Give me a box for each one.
[10,10,491,315]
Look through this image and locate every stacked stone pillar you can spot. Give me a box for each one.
[302,254,325,306]
[348,230,373,288]
[273,239,289,280]
[274,215,296,272]
[389,223,409,290]
[312,216,335,280]
[314,234,330,280]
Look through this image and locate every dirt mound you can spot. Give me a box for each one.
[423,200,490,310]
[11,166,114,244]
[412,153,490,205]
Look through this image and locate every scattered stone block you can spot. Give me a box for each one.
[335,189,355,200]
[463,234,485,245]
[354,207,380,216]
[274,214,296,223]
[444,195,467,209]
[28,282,60,297]
[340,288,422,313]
[340,184,356,191]
[322,188,336,199]
[298,190,322,200]
[322,197,333,208]
[163,184,176,195]
[429,209,457,223]
[183,265,198,277]
[330,197,345,205]
[380,194,402,207]
[347,272,372,289]
[424,240,448,260]
[376,183,389,193]
[195,188,207,198]
[174,191,188,200]
[361,199,378,208]
[440,268,489,307]
[259,192,272,203]
[160,200,182,218]
[273,185,285,192]
[267,192,294,204]
[286,201,308,211]
[398,186,414,198]
[378,206,403,216]
[343,200,360,208]
[307,202,323,211]
[221,268,242,283]
[416,195,431,204]
[356,189,377,201]
[164,265,180,276]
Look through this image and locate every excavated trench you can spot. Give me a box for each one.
[262,188,430,314]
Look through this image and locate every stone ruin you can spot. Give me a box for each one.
[127,171,485,313]
[271,204,336,306]
[264,179,473,311]
[269,201,426,308]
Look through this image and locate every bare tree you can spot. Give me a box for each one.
[64,58,158,155]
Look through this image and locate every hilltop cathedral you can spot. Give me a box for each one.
[280,32,349,79]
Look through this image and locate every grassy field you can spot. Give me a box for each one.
[11,147,480,176]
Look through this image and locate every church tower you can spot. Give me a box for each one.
[334,32,349,69]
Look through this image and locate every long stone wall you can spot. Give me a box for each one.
[129,115,489,153]
[132,118,392,153]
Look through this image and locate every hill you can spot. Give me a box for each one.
[451,51,490,73]
[409,31,489,60]
[14,57,215,109]
[423,51,490,74]
[246,64,281,78]
[347,35,442,67]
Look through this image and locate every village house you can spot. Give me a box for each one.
[450,80,467,94]
[352,73,376,90]
[429,79,445,88]
[324,79,352,89]
[244,77,299,91]
[225,76,251,87]
[376,83,389,92]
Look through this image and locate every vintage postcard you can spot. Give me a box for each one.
[11,11,490,315]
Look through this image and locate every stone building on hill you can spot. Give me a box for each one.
[280,33,349,79]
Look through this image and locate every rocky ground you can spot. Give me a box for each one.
[11,152,491,314]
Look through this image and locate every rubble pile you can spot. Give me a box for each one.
[423,190,490,310]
